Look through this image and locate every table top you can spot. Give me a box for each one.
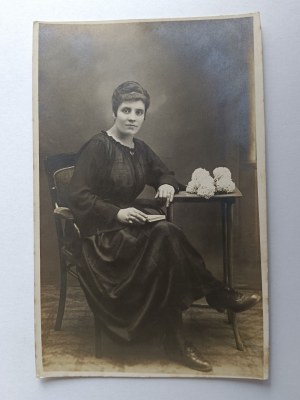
[172,188,242,203]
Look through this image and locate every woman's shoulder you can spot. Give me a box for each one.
[134,138,160,158]
[81,131,111,149]
[134,137,154,152]
[89,131,110,145]
[134,137,145,147]
[76,131,111,159]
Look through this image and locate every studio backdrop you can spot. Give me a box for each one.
[38,17,261,289]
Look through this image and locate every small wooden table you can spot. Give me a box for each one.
[166,188,244,351]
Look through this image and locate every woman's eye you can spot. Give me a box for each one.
[136,110,144,116]
[122,108,130,114]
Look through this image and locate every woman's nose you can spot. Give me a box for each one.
[128,112,136,121]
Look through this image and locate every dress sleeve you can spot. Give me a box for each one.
[68,137,122,236]
[144,142,184,192]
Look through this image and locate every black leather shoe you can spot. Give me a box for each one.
[181,342,212,372]
[206,287,261,313]
[165,340,212,372]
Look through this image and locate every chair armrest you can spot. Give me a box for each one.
[54,206,74,220]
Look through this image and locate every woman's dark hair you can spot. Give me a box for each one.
[112,81,150,117]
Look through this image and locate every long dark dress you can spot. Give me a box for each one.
[68,131,222,342]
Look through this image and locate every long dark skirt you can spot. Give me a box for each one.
[78,220,222,342]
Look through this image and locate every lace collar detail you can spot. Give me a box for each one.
[101,130,136,155]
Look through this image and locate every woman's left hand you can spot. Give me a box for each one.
[155,184,175,207]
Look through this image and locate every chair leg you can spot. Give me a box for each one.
[54,257,68,331]
[230,312,244,351]
[95,318,103,358]
[227,309,233,324]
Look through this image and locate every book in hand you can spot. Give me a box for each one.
[146,214,166,223]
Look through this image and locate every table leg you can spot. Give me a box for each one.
[166,203,174,222]
[221,201,229,287]
[221,200,244,351]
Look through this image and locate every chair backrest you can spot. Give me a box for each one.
[44,153,77,208]
[53,167,75,207]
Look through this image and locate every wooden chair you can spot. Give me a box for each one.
[44,153,103,357]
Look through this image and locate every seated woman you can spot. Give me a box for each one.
[68,81,260,372]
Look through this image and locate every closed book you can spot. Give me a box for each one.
[146,214,166,223]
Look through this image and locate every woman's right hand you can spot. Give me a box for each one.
[117,208,148,225]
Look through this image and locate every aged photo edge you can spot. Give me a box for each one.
[253,14,269,380]
[33,13,268,379]
[33,21,44,378]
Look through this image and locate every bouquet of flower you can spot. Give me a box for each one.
[213,167,236,193]
[186,168,216,199]
[186,167,235,199]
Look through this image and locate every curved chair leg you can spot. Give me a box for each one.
[231,312,244,351]
[228,310,244,351]
[54,256,68,331]
[95,318,103,358]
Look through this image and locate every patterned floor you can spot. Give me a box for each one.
[39,285,266,379]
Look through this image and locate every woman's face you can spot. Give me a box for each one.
[114,100,146,136]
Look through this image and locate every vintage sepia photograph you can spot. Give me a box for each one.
[34,14,268,378]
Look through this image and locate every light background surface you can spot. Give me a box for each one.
[0,0,299,399]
